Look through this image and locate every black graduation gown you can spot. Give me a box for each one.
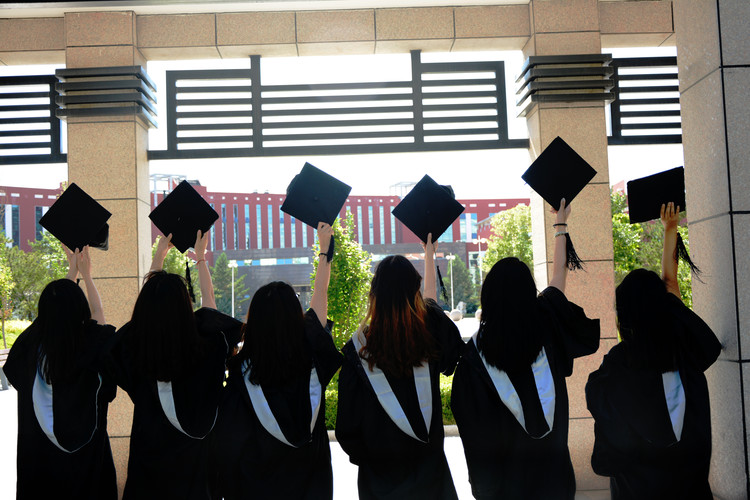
[585,294,722,500]
[450,286,600,500]
[335,298,465,500]
[4,320,118,500]
[214,309,343,500]
[105,307,242,500]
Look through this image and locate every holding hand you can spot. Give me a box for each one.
[193,230,209,262]
[63,244,78,281]
[76,247,93,281]
[421,233,437,257]
[660,202,680,230]
[150,234,173,273]
[552,198,571,225]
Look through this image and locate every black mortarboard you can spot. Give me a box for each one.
[521,136,597,210]
[148,180,219,253]
[281,162,352,228]
[626,167,686,224]
[39,183,111,251]
[392,175,464,244]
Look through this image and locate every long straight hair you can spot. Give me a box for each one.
[32,279,91,384]
[234,281,311,387]
[359,255,436,378]
[616,268,679,373]
[127,271,203,381]
[477,257,543,372]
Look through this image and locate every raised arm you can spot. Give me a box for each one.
[194,230,216,309]
[422,233,437,302]
[150,234,172,273]
[63,244,78,281]
[77,247,105,324]
[310,222,333,326]
[660,202,682,299]
[548,198,572,294]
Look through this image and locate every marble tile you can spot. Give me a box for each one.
[0,18,64,51]
[452,37,528,52]
[107,389,134,438]
[217,12,296,46]
[65,11,134,47]
[534,32,602,57]
[707,359,747,498]
[109,436,130,498]
[531,0,599,34]
[0,50,64,65]
[598,1,673,35]
[93,276,141,328]
[569,417,609,491]
[66,45,140,68]
[681,69,730,222]
[140,46,221,60]
[376,7,454,41]
[297,10,374,43]
[298,42,375,57]
[673,0,721,93]
[733,214,750,362]
[454,5,530,39]
[600,33,673,49]
[137,14,215,48]
[569,338,618,419]
[375,39,453,54]
[564,261,618,342]
[689,214,739,361]
[718,0,750,67]
[724,68,750,212]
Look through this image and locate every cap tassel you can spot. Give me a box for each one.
[436,264,449,304]
[326,235,335,263]
[185,261,196,303]
[565,233,585,271]
[676,233,701,277]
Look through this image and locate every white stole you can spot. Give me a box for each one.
[352,330,432,443]
[242,360,322,448]
[157,381,218,439]
[32,366,102,453]
[662,370,686,441]
[473,333,556,438]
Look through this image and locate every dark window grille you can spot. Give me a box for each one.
[0,75,66,165]
[608,57,681,145]
[148,51,528,160]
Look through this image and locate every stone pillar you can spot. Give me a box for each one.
[64,11,151,496]
[524,0,616,492]
[673,1,750,497]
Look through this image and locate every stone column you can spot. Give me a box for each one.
[524,0,616,492]
[64,11,151,496]
[673,1,750,497]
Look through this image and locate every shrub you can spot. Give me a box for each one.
[1,319,30,349]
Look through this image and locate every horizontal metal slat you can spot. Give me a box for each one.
[176,86,253,94]
[57,79,157,103]
[177,135,252,144]
[176,123,255,131]
[262,93,413,105]
[0,117,54,125]
[56,65,156,91]
[262,129,415,142]
[618,97,680,105]
[0,129,50,137]
[621,123,682,130]
[261,118,414,129]
[57,92,157,116]
[617,85,679,93]
[172,69,251,80]
[424,128,498,137]
[0,91,52,99]
[262,81,410,92]
[422,102,499,112]
[423,115,498,125]
[176,110,253,119]
[620,110,681,118]
[617,73,677,81]
[0,141,51,150]
[176,97,253,107]
[0,104,50,112]
[263,106,415,117]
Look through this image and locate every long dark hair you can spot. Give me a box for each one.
[234,281,310,387]
[477,257,543,372]
[127,271,202,381]
[359,255,437,378]
[616,268,679,372]
[32,279,91,384]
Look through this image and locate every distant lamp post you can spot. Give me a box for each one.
[446,254,456,311]
[472,237,488,284]
[228,260,238,318]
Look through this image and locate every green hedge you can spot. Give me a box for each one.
[0,319,30,349]
[325,373,455,430]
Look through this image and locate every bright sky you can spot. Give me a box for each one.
[0,46,682,199]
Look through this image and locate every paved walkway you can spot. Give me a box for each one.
[0,385,609,499]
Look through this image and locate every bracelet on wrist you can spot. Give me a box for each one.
[318,252,328,258]
[552,223,567,227]
[554,231,568,238]
[195,258,206,264]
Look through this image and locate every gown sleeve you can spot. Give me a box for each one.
[304,309,343,386]
[666,295,722,372]
[424,298,465,375]
[538,286,600,376]
[335,341,366,466]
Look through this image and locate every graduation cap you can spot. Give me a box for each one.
[39,183,111,251]
[626,167,699,275]
[392,175,465,303]
[281,162,352,262]
[522,137,597,270]
[148,180,219,254]
[521,136,597,210]
[392,175,464,244]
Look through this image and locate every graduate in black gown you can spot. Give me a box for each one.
[214,222,342,500]
[585,202,722,500]
[4,245,117,500]
[336,234,465,500]
[105,231,242,500]
[451,199,601,500]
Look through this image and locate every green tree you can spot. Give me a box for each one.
[482,204,533,273]
[0,256,14,349]
[311,211,372,349]
[28,232,68,281]
[0,236,61,320]
[443,254,477,311]
[211,252,249,319]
